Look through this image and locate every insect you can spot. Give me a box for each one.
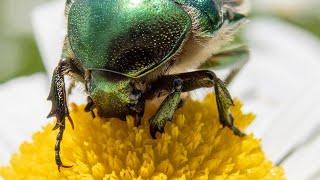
[48,0,249,170]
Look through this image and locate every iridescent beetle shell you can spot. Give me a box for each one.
[48,0,248,169]
[68,0,192,77]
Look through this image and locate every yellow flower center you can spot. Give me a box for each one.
[0,94,285,179]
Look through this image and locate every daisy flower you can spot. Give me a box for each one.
[1,0,320,179]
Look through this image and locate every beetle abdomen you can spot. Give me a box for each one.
[68,0,192,77]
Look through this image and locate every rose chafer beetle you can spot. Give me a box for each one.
[48,0,249,170]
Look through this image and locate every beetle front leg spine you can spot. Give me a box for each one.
[47,58,74,170]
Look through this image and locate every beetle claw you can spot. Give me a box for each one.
[213,76,245,137]
[149,116,170,139]
[225,114,245,137]
[57,164,73,172]
[67,115,74,130]
[150,123,164,139]
[149,115,165,139]
[85,96,96,119]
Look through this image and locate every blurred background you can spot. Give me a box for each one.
[1,0,320,179]
[0,0,46,83]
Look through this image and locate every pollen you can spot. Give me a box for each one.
[0,94,285,179]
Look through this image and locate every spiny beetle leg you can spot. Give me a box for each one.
[47,59,73,170]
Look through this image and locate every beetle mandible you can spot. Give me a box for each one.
[48,0,249,170]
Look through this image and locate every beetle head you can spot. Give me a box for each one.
[88,71,139,119]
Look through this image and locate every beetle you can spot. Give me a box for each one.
[48,0,249,170]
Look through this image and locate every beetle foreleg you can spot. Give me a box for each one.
[149,78,183,139]
[47,59,74,170]
[55,121,72,171]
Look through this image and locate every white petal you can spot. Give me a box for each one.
[32,0,65,77]
[282,135,320,180]
[0,73,50,165]
[229,17,320,178]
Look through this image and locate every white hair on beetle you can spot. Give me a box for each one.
[170,18,248,74]
[169,0,249,74]
[223,0,251,15]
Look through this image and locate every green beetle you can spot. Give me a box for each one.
[48,0,249,170]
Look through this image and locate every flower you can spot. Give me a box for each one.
[0,94,284,179]
[26,1,320,178]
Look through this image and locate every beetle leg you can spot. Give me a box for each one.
[134,109,144,127]
[198,45,249,85]
[149,70,245,137]
[84,96,96,119]
[54,121,72,171]
[128,90,145,127]
[149,78,182,139]
[47,59,74,170]
[177,99,185,109]
[83,71,96,118]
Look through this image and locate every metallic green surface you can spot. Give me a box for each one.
[89,71,132,118]
[149,89,182,138]
[68,0,192,77]
[177,0,224,34]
